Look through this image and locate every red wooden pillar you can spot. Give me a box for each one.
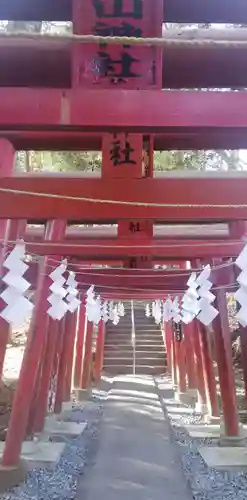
[95,320,105,383]
[174,341,187,393]
[53,317,67,414]
[213,289,239,436]
[31,319,60,433]
[177,261,197,390]
[64,311,78,401]
[1,220,66,467]
[170,325,177,386]
[173,323,187,394]
[0,219,27,380]
[54,312,77,413]
[182,262,197,389]
[240,328,247,402]
[25,335,49,437]
[163,322,172,374]
[73,301,87,388]
[0,140,16,269]
[191,321,208,412]
[183,323,197,389]
[189,260,208,411]
[81,320,94,389]
[51,316,65,401]
[27,222,67,435]
[228,222,247,403]
[198,323,219,418]
[0,140,25,381]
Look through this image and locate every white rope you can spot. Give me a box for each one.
[6,238,234,292]
[37,257,235,277]
[2,187,247,209]
[82,282,238,294]
[2,241,235,277]
[14,240,244,249]
[2,31,247,49]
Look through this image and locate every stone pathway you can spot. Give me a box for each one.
[76,374,193,500]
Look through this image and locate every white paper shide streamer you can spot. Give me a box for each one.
[117,302,125,317]
[147,299,174,324]
[0,241,34,327]
[109,300,115,321]
[163,298,173,323]
[179,266,218,326]
[86,286,101,324]
[65,271,81,313]
[181,272,200,324]
[196,265,218,326]
[47,259,68,320]
[85,285,95,320]
[86,289,125,326]
[152,300,163,324]
[234,243,247,326]
[112,305,120,325]
[145,303,151,318]
[170,296,182,324]
[102,301,109,323]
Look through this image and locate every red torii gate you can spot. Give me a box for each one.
[0,0,245,487]
[0,0,246,23]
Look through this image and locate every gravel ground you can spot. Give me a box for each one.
[0,388,106,500]
[156,375,247,500]
[168,412,247,500]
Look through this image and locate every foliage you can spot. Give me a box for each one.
[15,149,246,173]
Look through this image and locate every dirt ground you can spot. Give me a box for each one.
[0,325,26,440]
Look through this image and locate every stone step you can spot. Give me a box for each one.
[105,339,132,345]
[106,329,130,334]
[135,338,164,344]
[104,357,166,366]
[105,336,133,340]
[107,324,160,329]
[104,312,165,376]
[106,328,161,334]
[105,339,163,345]
[135,340,163,345]
[135,328,162,332]
[106,331,131,336]
[107,325,160,330]
[103,365,166,375]
[104,349,165,358]
[104,344,165,351]
[107,330,161,336]
[105,342,165,352]
[107,323,159,330]
[104,358,133,365]
[106,332,163,339]
[135,333,163,338]
[106,329,131,333]
[104,355,133,362]
[135,353,166,360]
[107,320,131,324]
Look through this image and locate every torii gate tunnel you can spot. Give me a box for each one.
[0,0,246,480]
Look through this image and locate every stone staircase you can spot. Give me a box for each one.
[103,305,166,375]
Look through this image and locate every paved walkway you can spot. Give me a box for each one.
[77,375,193,500]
